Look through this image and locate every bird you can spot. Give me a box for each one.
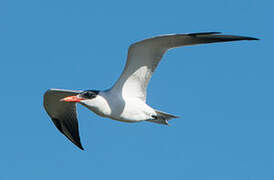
[43,32,258,150]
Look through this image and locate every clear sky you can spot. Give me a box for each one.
[0,0,273,179]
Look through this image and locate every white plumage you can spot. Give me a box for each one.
[44,32,258,150]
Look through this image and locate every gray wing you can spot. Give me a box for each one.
[43,88,84,150]
[110,32,258,101]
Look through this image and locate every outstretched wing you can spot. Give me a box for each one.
[110,32,258,101]
[43,88,84,150]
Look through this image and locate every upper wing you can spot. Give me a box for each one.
[110,32,258,101]
[43,88,84,150]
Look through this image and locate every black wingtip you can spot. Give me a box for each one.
[187,32,259,41]
[75,141,84,150]
[64,134,85,151]
[237,36,259,41]
[188,32,222,36]
[68,135,84,150]
[247,37,259,41]
[51,118,84,151]
[65,133,85,151]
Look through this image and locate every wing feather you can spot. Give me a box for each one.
[110,32,258,101]
[43,89,84,150]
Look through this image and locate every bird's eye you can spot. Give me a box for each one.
[81,91,96,99]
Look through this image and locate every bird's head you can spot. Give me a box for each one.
[60,90,99,103]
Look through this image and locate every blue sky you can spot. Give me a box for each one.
[0,0,273,179]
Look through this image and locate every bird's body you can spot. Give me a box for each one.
[81,90,157,122]
[44,32,258,150]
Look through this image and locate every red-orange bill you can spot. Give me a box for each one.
[60,96,84,102]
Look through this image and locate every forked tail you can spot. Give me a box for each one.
[147,109,179,125]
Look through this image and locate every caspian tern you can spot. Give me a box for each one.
[43,32,258,150]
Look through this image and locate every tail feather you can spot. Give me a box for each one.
[147,110,179,125]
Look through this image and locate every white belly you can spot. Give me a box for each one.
[82,93,156,122]
[80,91,157,122]
[108,97,155,122]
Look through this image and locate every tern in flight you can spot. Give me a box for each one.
[44,32,258,150]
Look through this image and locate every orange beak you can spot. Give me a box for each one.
[60,96,85,102]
